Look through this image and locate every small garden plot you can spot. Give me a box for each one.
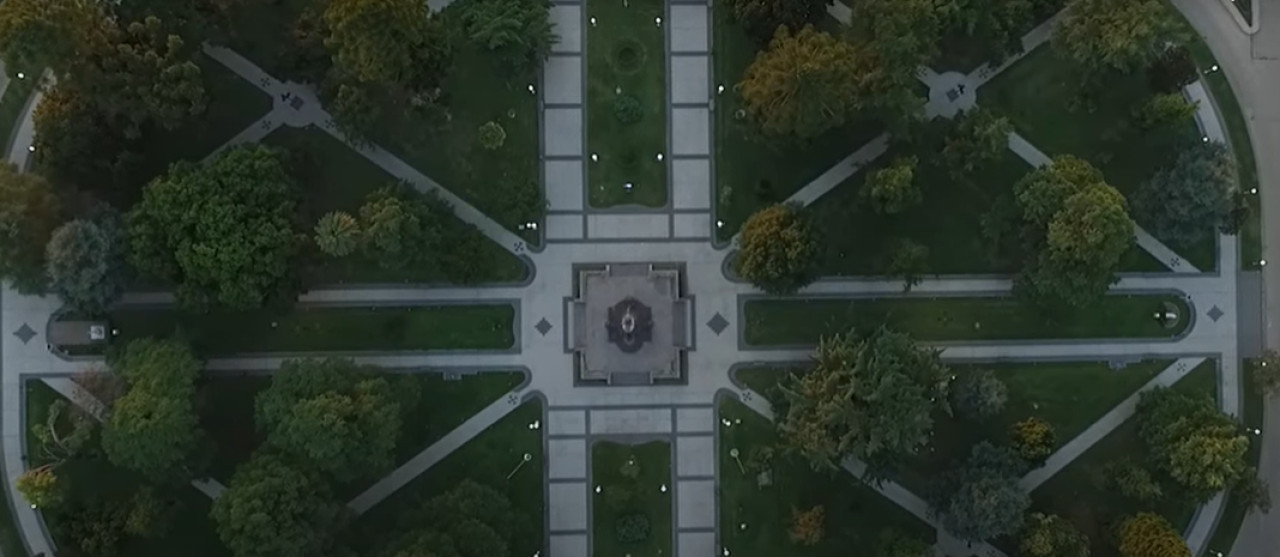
[591,440,673,557]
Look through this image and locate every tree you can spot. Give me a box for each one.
[846,0,936,126]
[358,187,432,270]
[1233,469,1272,514]
[936,0,1035,67]
[382,481,530,557]
[17,466,65,508]
[46,217,127,315]
[1147,46,1198,93]
[789,505,825,546]
[211,453,342,557]
[478,121,507,150]
[944,108,1013,180]
[1133,93,1197,130]
[778,328,950,474]
[1133,141,1236,248]
[103,338,201,480]
[32,85,126,187]
[1105,459,1164,503]
[884,238,929,292]
[1053,0,1183,74]
[1117,513,1190,557]
[722,0,830,42]
[951,369,1008,420]
[735,203,820,295]
[127,145,301,310]
[1020,512,1090,557]
[1251,350,1280,398]
[458,0,556,77]
[0,0,107,70]
[314,212,361,257]
[935,442,1030,542]
[878,532,934,557]
[324,0,451,92]
[866,156,920,214]
[1010,417,1055,462]
[31,399,93,463]
[328,81,381,144]
[739,26,863,139]
[1137,387,1249,501]
[256,358,401,482]
[0,163,61,293]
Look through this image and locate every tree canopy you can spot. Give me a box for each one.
[46,216,127,315]
[457,0,556,77]
[211,453,342,557]
[738,25,864,139]
[722,0,829,43]
[735,203,820,295]
[1137,387,1249,501]
[778,328,950,475]
[950,369,1007,420]
[1117,513,1190,557]
[944,108,1013,180]
[866,156,920,215]
[127,145,301,311]
[934,442,1030,542]
[1020,512,1090,557]
[102,338,201,480]
[1133,141,1236,248]
[0,163,61,293]
[1053,0,1183,74]
[324,0,452,92]
[381,480,530,557]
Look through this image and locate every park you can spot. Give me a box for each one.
[0,0,1271,557]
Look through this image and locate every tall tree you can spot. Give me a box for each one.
[358,187,431,270]
[102,338,201,480]
[127,145,301,311]
[382,480,529,557]
[883,238,929,292]
[934,442,1030,542]
[1020,512,1090,557]
[458,0,556,77]
[778,328,950,475]
[847,0,936,126]
[1053,0,1183,74]
[0,164,61,293]
[211,453,342,557]
[0,0,108,70]
[314,211,362,257]
[1133,141,1236,248]
[866,156,920,215]
[1117,513,1190,557]
[951,369,1008,420]
[735,203,820,295]
[944,108,1013,180]
[324,0,452,92]
[936,0,1035,67]
[1137,387,1248,501]
[722,0,830,42]
[256,358,401,482]
[738,25,862,139]
[46,216,127,315]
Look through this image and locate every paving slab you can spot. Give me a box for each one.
[671,158,710,209]
[551,533,589,557]
[672,213,710,238]
[544,55,583,105]
[549,438,588,479]
[676,407,714,433]
[676,435,715,477]
[671,107,710,155]
[547,214,585,240]
[670,5,709,53]
[545,159,585,211]
[549,408,588,435]
[677,479,716,529]
[587,214,670,239]
[589,407,673,434]
[550,6,582,53]
[549,482,589,531]
[545,108,583,156]
[679,531,716,557]
[671,55,709,105]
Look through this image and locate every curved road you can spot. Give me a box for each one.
[1172,1,1280,556]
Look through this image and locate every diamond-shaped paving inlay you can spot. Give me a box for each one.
[535,317,553,336]
[706,313,728,335]
[1207,305,1224,322]
[12,324,35,344]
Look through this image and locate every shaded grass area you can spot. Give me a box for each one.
[263,126,529,285]
[1202,360,1264,555]
[712,4,881,241]
[592,440,673,557]
[742,294,1191,346]
[719,397,936,556]
[350,400,545,556]
[1031,360,1218,557]
[586,0,666,207]
[197,375,270,482]
[26,381,230,557]
[364,3,541,242]
[979,45,1214,270]
[219,0,317,82]
[101,303,515,354]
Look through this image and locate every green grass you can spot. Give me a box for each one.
[0,63,41,156]
[712,4,882,242]
[979,44,1214,270]
[719,398,936,556]
[592,441,673,557]
[263,126,528,285]
[197,375,270,482]
[219,0,319,82]
[365,4,542,241]
[351,400,545,556]
[26,381,231,557]
[100,303,515,355]
[586,0,667,207]
[1202,360,1265,556]
[742,294,1192,345]
[1031,360,1218,557]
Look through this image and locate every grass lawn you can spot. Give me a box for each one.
[219,0,318,82]
[263,126,529,285]
[1203,360,1264,555]
[0,63,41,155]
[197,375,270,482]
[719,398,936,556]
[100,303,515,355]
[586,0,667,207]
[350,400,544,556]
[713,4,881,241]
[1031,360,1218,557]
[742,294,1191,346]
[979,45,1214,270]
[592,440,673,557]
[26,381,230,557]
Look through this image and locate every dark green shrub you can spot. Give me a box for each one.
[614,95,643,124]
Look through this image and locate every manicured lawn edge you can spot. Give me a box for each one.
[742,293,1193,346]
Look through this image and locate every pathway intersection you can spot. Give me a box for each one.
[0,3,1254,557]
